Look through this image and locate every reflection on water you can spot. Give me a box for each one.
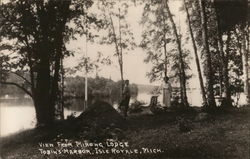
[0,105,36,137]
[0,98,84,137]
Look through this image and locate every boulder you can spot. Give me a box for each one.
[77,100,126,129]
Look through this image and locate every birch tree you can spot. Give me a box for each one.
[183,0,207,107]
[164,0,189,107]
[199,0,217,109]
[97,0,136,92]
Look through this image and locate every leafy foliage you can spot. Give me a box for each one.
[0,0,102,125]
[140,1,173,82]
[95,0,136,90]
[70,51,112,76]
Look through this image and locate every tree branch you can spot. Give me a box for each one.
[2,53,32,86]
[8,71,32,86]
[0,81,33,98]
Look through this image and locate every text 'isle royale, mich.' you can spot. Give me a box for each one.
[38,139,164,155]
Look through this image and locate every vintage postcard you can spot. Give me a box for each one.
[0,0,249,158]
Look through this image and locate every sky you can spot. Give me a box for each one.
[0,0,199,86]
[65,0,201,86]
[65,2,152,85]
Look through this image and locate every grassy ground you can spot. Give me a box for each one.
[1,106,250,159]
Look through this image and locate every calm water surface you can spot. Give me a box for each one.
[0,98,82,137]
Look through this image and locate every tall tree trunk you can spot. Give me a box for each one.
[35,46,54,126]
[163,40,168,78]
[118,7,124,92]
[60,58,65,120]
[109,13,124,93]
[119,56,124,92]
[33,3,54,126]
[223,31,233,107]
[199,0,216,108]
[214,38,224,98]
[53,1,69,119]
[215,5,233,107]
[165,0,189,107]
[183,0,207,107]
[246,26,250,104]
[163,13,168,78]
[179,68,184,103]
[242,26,250,104]
[51,19,67,119]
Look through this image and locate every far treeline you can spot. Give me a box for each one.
[0,74,138,105]
[64,76,138,104]
[0,0,249,127]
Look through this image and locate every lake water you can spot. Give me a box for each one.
[0,91,247,137]
[0,98,83,137]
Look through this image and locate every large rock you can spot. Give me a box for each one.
[77,100,126,129]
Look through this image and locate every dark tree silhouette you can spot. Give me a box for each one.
[0,0,101,126]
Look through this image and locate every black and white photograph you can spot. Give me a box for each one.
[0,0,249,158]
